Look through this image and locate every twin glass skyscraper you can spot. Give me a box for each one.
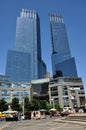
[6,9,46,82]
[6,9,78,82]
[49,14,78,77]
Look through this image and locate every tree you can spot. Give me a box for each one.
[0,98,8,112]
[46,102,53,111]
[24,96,31,112]
[11,98,22,112]
[55,104,61,111]
[31,99,40,111]
[39,100,47,109]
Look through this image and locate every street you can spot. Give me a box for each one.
[0,117,85,130]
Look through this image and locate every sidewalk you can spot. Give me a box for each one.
[54,118,86,125]
[54,114,86,126]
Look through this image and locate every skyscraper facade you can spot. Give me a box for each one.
[6,9,46,82]
[49,14,78,77]
[6,50,31,82]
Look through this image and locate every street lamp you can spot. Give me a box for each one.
[22,87,25,116]
[70,95,74,108]
[51,98,55,108]
[22,97,24,116]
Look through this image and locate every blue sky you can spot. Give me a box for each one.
[0,0,86,93]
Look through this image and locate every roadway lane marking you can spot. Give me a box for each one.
[48,123,68,130]
[49,128,56,130]
[0,122,12,130]
[55,123,68,129]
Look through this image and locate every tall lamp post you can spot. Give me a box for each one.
[51,98,55,108]
[22,87,25,116]
[22,97,24,116]
[71,95,74,109]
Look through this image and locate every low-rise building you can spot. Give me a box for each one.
[0,75,85,109]
[0,75,32,103]
[49,77,85,108]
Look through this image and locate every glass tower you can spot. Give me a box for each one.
[6,9,46,82]
[49,14,78,77]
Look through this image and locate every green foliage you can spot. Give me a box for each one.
[30,99,40,110]
[39,100,47,109]
[11,98,22,112]
[46,102,53,111]
[25,98,49,111]
[24,97,31,112]
[0,97,61,113]
[0,98,8,112]
[55,104,61,111]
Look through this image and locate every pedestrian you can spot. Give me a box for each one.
[33,111,36,119]
[50,111,52,118]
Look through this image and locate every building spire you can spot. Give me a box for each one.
[49,13,63,23]
[20,8,36,19]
